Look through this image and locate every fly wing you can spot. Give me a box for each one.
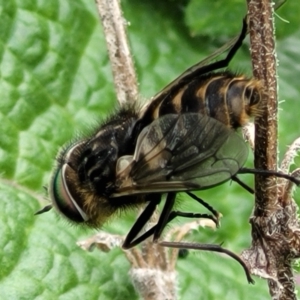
[113,113,248,196]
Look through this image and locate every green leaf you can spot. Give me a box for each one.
[275,0,300,38]
[0,0,299,299]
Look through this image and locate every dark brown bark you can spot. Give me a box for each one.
[241,1,300,299]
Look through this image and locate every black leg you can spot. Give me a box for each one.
[178,19,248,84]
[122,192,218,249]
[231,175,255,194]
[123,208,218,249]
[238,167,300,186]
[153,192,177,241]
[169,210,218,225]
[122,193,177,248]
[186,192,221,221]
[159,240,254,284]
[152,192,220,241]
[122,194,161,249]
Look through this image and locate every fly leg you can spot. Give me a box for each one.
[123,192,219,248]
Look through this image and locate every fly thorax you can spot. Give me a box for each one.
[78,134,119,196]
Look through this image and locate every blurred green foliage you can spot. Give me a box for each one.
[0,0,299,299]
[185,0,300,38]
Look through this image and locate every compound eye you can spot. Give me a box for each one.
[50,164,89,223]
